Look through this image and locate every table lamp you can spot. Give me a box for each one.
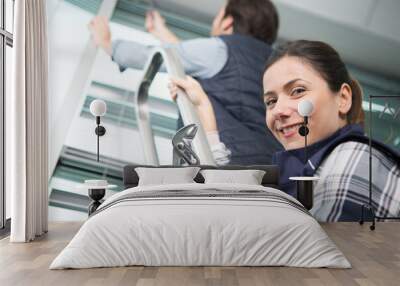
[89,99,107,162]
[289,99,317,210]
[85,99,108,215]
[298,99,314,164]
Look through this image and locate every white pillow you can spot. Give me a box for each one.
[200,169,266,185]
[135,167,200,186]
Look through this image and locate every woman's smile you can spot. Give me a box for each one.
[276,122,303,139]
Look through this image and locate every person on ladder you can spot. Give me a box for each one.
[88,0,283,165]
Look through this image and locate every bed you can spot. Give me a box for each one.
[50,165,350,269]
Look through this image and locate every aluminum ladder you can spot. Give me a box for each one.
[135,47,215,165]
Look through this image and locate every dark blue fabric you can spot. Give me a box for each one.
[272,124,400,197]
[193,34,282,164]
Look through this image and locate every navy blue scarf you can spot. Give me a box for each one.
[272,124,400,197]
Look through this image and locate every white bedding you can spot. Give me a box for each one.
[50,183,351,269]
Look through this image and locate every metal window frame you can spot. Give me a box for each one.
[0,0,13,230]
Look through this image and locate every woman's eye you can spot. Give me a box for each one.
[265,98,277,108]
[291,87,306,96]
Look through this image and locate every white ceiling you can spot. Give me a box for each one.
[153,0,400,79]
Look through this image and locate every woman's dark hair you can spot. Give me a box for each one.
[265,40,364,125]
[225,0,279,45]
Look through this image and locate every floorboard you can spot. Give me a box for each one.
[0,222,399,286]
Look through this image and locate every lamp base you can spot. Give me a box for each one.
[298,125,309,136]
[289,177,319,210]
[95,125,106,136]
[296,180,314,210]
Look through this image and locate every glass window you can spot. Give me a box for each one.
[0,0,5,228]
[5,0,13,33]
[5,44,11,219]
[0,38,3,228]
[0,1,3,28]
[0,0,13,229]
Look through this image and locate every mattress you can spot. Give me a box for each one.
[50,183,351,269]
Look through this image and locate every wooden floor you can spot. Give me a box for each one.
[0,222,399,286]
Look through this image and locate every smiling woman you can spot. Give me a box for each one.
[171,40,400,222]
[263,40,399,221]
[263,40,364,151]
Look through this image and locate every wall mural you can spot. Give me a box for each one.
[48,0,400,221]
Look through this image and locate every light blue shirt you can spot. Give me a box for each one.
[111,37,228,79]
[112,37,231,164]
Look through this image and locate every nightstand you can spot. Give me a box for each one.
[289,177,319,210]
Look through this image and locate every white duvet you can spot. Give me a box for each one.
[50,183,350,269]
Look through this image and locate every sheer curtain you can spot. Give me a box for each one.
[8,0,48,242]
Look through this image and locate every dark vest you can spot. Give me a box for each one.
[196,34,282,165]
[273,124,400,197]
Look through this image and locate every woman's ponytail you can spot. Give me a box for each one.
[347,78,365,125]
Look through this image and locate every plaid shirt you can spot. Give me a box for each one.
[212,124,400,222]
[311,142,400,221]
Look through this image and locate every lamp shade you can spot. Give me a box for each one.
[90,99,107,117]
[298,99,314,117]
